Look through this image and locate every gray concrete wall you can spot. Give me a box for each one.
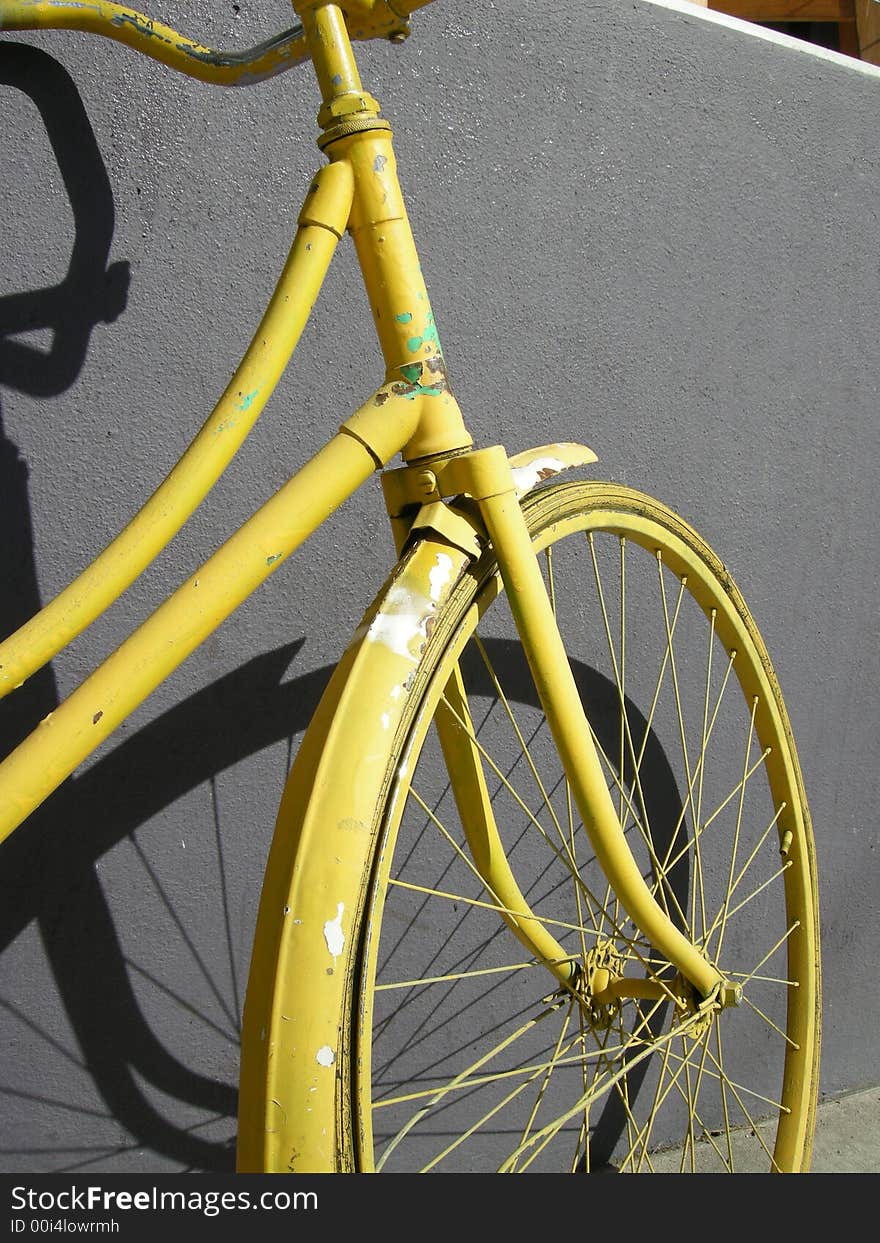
[0,0,877,1171]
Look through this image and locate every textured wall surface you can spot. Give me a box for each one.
[0,0,878,1171]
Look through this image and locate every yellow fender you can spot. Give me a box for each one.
[237,444,600,1172]
[237,531,476,1173]
[507,442,598,498]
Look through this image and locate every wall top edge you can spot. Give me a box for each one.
[642,0,880,79]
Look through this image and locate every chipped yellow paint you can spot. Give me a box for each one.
[238,533,473,1172]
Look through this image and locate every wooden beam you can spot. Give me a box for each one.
[837,16,862,54]
[855,0,880,63]
[709,0,851,19]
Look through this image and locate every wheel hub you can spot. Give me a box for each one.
[581,939,625,1028]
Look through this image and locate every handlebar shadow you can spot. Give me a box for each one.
[0,43,129,397]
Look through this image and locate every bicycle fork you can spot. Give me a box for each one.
[385,446,733,1014]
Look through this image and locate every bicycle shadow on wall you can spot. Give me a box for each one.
[0,44,129,396]
[0,44,341,1173]
[0,42,257,1172]
[0,45,688,1174]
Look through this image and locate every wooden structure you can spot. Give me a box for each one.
[689,0,880,64]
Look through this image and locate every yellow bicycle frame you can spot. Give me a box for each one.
[0,1,724,1031]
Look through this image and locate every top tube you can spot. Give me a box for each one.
[0,0,439,86]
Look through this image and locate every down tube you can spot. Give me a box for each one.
[0,388,422,846]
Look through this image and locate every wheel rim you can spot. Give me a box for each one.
[354,485,819,1173]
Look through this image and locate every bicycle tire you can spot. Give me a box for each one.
[238,481,820,1173]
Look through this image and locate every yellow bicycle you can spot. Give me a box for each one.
[0,1,820,1173]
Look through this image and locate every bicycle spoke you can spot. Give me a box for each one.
[729,921,800,991]
[656,556,707,941]
[616,1023,682,1171]
[658,748,774,886]
[589,534,693,925]
[434,693,671,983]
[387,877,595,938]
[702,860,793,950]
[505,1000,702,1173]
[472,635,571,854]
[666,1040,790,1115]
[700,1045,786,1170]
[704,806,789,952]
[438,692,585,889]
[693,609,717,872]
[739,992,800,1049]
[585,727,690,932]
[714,696,759,963]
[507,998,577,1172]
[376,959,555,992]
[716,1022,736,1171]
[374,997,568,1170]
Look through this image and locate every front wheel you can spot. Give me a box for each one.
[242,482,820,1173]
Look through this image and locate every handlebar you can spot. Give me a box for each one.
[0,1,438,86]
[0,1,308,85]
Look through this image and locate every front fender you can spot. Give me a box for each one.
[507,442,598,498]
[237,532,474,1173]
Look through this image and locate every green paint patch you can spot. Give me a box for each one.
[406,311,443,356]
[398,381,445,402]
[396,311,413,324]
[400,363,422,384]
[266,553,283,567]
[237,388,259,412]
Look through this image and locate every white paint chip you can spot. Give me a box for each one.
[510,456,566,495]
[316,1046,335,1067]
[323,902,345,961]
[429,552,454,601]
[365,584,431,661]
